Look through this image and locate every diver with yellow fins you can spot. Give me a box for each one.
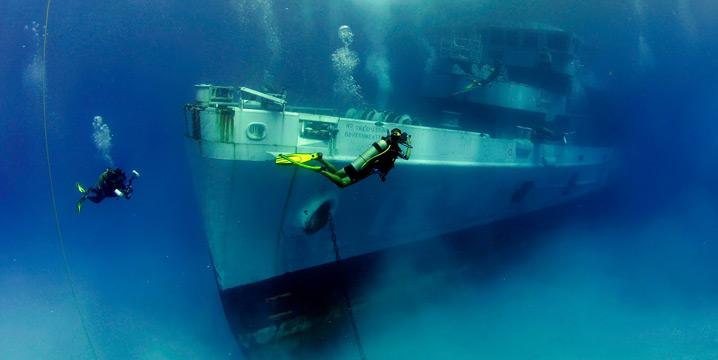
[276,128,412,188]
[75,168,140,213]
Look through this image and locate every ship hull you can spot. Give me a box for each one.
[187,138,610,291]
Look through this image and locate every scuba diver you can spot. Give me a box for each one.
[454,60,504,96]
[276,128,412,188]
[76,168,140,213]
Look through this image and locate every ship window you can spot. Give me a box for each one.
[547,33,570,52]
[521,31,538,48]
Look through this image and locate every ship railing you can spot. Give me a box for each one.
[194,84,288,110]
[237,87,286,108]
[286,106,337,117]
[516,125,577,145]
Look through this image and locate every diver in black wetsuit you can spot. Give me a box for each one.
[454,59,504,95]
[276,128,412,188]
[76,168,140,213]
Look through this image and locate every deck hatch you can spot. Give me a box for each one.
[219,108,235,143]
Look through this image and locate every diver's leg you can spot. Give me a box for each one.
[318,170,352,188]
[87,196,103,204]
[75,196,86,213]
[278,152,351,186]
[76,189,97,212]
[315,156,338,173]
[87,189,103,204]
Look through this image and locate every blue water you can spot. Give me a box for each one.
[2,0,717,359]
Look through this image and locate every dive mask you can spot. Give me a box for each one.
[398,132,412,159]
[388,128,413,158]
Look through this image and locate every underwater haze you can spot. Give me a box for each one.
[2,0,718,359]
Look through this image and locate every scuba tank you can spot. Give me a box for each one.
[349,139,389,172]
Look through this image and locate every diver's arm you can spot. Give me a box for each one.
[128,169,140,185]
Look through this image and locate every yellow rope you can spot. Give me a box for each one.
[42,1,99,358]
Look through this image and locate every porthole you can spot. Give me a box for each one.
[246,122,267,141]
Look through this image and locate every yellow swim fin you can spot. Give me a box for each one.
[76,199,84,213]
[275,153,319,165]
[76,182,87,193]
